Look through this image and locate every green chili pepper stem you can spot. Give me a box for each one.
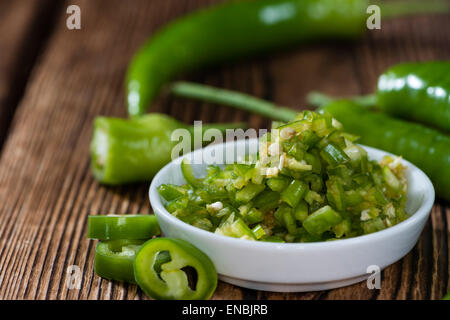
[307,91,377,108]
[377,0,450,19]
[171,81,296,122]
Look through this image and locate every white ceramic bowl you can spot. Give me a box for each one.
[149,139,434,292]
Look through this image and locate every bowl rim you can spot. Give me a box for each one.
[149,138,435,250]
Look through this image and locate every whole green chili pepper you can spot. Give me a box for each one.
[309,61,450,132]
[377,61,450,132]
[94,239,146,284]
[170,81,450,201]
[134,238,218,300]
[90,114,244,185]
[127,0,448,116]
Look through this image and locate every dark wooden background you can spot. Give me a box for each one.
[0,0,448,300]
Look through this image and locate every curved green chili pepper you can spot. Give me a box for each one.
[134,238,217,300]
[377,61,450,132]
[309,61,450,132]
[87,215,160,240]
[90,113,244,185]
[170,82,450,201]
[127,0,448,116]
[94,239,145,284]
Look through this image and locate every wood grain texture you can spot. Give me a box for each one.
[0,0,448,300]
[0,0,62,149]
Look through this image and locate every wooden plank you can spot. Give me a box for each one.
[428,204,448,300]
[0,0,448,300]
[0,0,62,149]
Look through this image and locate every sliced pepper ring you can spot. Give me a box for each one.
[94,239,146,284]
[134,238,217,300]
[87,214,160,240]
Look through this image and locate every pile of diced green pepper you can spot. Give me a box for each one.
[158,111,408,243]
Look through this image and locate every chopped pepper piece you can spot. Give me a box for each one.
[94,239,145,283]
[181,158,203,188]
[281,180,308,207]
[87,214,160,240]
[303,205,343,236]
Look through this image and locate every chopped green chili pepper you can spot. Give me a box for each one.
[283,207,298,235]
[267,176,291,192]
[252,224,266,240]
[134,238,217,300]
[158,184,188,201]
[159,110,408,242]
[230,218,257,240]
[321,143,350,166]
[90,114,243,185]
[303,205,342,236]
[235,183,265,203]
[260,236,285,243]
[242,207,265,225]
[94,240,145,284]
[326,178,345,212]
[181,158,203,188]
[87,215,160,240]
[280,180,308,208]
[333,219,352,238]
[293,200,309,222]
[253,190,280,211]
[382,166,401,193]
[274,204,292,228]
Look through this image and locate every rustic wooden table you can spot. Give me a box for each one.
[0,0,448,300]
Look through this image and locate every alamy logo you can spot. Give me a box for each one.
[367,5,381,30]
[66,5,81,30]
[367,265,381,289]
[66,265,82,290]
